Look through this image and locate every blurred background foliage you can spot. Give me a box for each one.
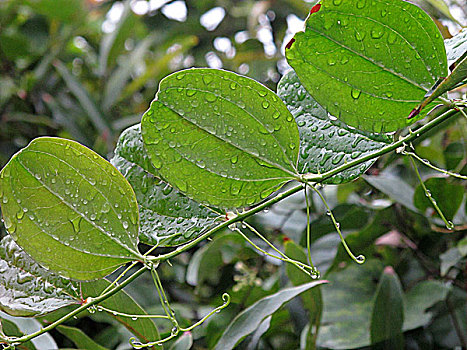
[0,0,466,349]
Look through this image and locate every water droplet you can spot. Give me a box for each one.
[381,9,387,16]
[387,32,397,44]
[176,73,185,80]
[355,31,365,42]
[327,57,336,66]
[351,88,361,99]
[70,216,82,233]
[272,111,280,119]
[370,28,384,39]
[205,93,217,103]
[289,142,296,150]
[356,0,365,9]
[333,0,342,5]
[230,82,237,90]
[186,89,196,97]
[202,75,213,85]
[122,221,129,229]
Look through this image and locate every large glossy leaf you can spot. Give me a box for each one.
[141,68,300,208]
[0,137,142,280]
[277,70,389,183]
[112,124,220,246]
[214,280,326,350]
[370,267,404,348]
[0,236,80,317]
[286,0,447,132]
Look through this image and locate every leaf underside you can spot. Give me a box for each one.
[0,236,80,317]
[0,137,142,280]
[277,70,389,183]
[286,0,447,132]
[141,68,300,209]
[112,124,220,247]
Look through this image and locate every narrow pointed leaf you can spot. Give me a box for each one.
[370,267,404,348]
[286,0,448,132]
[0,137,142,280]
[0,236,80,317]
[112,124,220,246]
[142,68,300,209]
[214,280,326,350]
[278,70,389,183]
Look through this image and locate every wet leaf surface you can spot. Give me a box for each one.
[286,0,447,132]
[142,68,300,209]
[112,124,220,247]
[0,138,142,280]
[277,70,389,183]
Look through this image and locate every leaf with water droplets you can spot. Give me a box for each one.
[286,0,448,132]
[278,70,389,183]
[0,235,80,316]
[445,28,467,67]
[142,68,300,208]
[0,137,143,280]
[112,124,220,246]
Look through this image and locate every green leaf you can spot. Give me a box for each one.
[186,232,254,286]
[370,267,404,348]
[0,137,142,280]
[445,28,467,66]
[364,173,417,212]
[112,124,220,246]
[286,0,447,132]
[413,177,464,221]
[403,280,450,331]
[284,239,322,320]
[56,325,109,350]
[439,247,463,277]
[25,0,86,23]
[0,236,80,317]
[277,70,389,183]
[0,317,37,350]
[168,332,193,350]
[214,280,326,350]
[284,239,322,346]
[317,260,383,349]
[142,68,300,208]
[80,278,161,347]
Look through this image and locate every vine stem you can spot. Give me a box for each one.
[409,155,454,230]
[149,108,459,263]
[3,266,148,347]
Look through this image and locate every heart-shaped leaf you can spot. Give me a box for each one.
[0,236,80,317]
[286,0,447,132]
[277,70,389,183]
[0,137,142,280]
[112,124,220,247]
[141,68,300,209]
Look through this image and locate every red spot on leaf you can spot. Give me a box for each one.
[310,3,321,14]
[283,236,291,243]
[285,38,295,50]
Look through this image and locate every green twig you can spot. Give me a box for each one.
[309,185,365,264]
[409,156,454,230]
[403,150,467,180]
